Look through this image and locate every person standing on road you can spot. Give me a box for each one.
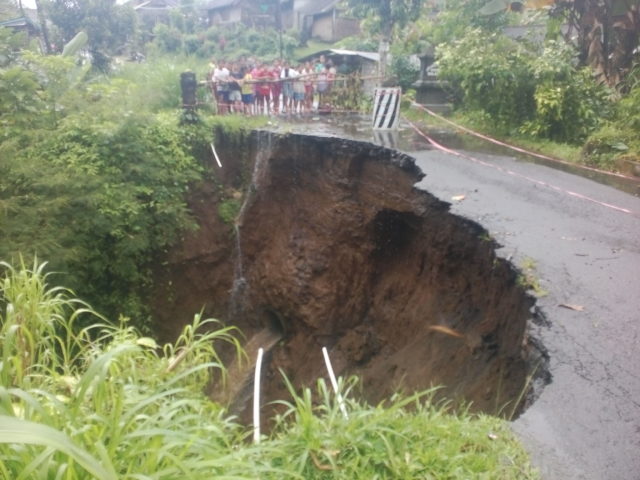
[228,62,243,114]
[280,61,298,114]
[213,60,230,115]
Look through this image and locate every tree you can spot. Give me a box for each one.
[343,0,423,80]
[35,0,53,53]
[46,0,136,70]
[479,0,640,87]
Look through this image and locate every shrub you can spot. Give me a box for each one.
[153,24,183,53]
[519,41,613,143]
[437,28,536,132]
[1,111,203,327]
[390,54,420,91]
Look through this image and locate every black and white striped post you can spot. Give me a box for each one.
[372,87,401,130]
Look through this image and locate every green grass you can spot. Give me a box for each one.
[405,105,584,167]
[0,260,538,478]
[517,257,548,298]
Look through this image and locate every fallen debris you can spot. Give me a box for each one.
[559,304,585,312]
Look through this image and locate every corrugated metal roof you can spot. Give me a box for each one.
[0,16,35,28]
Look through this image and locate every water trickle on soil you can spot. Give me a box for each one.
[151,129,549,422]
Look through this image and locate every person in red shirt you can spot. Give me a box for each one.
[253,63,271,115]
[269,61,282,115]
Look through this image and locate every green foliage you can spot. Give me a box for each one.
[390,51,419,91]
[0,27,31,66]
[519,41,613,143]
[153,23,183,53]
[4,113,202,324]
[151,24,298,61]
[47,0,136,70]
[343,0,422,38]
[429,0,510,45]
[437,28,536,131]
[0,261,538,479]
[0,65,44,135]
[438,30,613,143]
[582,81,640,169]
[218,198,242,225]
[267,377,538,478]
[0,52,206,325]
[0,261,246,478]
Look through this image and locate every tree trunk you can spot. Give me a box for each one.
[378,38,390,82]
[33,0,52,54]
[378,0,393,84]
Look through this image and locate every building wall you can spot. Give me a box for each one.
[311,12,359,42]
[310,14,333,42]
[208,6,242,26]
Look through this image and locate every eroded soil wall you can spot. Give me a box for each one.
[152,130,542,416]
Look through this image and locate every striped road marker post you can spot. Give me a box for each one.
[372,87,401,130]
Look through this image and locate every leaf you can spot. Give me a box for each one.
[136,337,159,349]
[62,32,89,57]
[0,415,117,480]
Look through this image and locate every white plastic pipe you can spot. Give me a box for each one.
[322,347,348,419]
[210,142,222,168]
[253,347,264,444]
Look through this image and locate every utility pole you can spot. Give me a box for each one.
[276,0,283,59]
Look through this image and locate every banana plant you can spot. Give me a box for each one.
[479,0,640,87]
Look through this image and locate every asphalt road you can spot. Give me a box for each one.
[408,144,640,480]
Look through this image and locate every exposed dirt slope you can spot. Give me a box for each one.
[151,131,544,419]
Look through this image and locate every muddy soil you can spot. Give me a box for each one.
[151,130,547,420]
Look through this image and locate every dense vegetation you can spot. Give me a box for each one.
[0,26,222,326]
[401,0,640,169]
[0,261,538,478]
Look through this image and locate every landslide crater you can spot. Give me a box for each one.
[151,130,549,419]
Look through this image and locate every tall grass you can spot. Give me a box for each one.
[0,260,538,478]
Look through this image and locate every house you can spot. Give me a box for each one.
[0,15,39,37]
[203,0,358,42]
[132,0,180,28]
[293,0,359,43]
[204,0,294,29]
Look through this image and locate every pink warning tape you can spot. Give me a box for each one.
[411,102,640,183]
[405,117,640,218]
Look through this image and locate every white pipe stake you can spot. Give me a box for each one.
[322,347,348,419]
[253,347,264,444]
[210,142,222,168]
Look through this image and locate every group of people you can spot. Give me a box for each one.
[208,55,338,115]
